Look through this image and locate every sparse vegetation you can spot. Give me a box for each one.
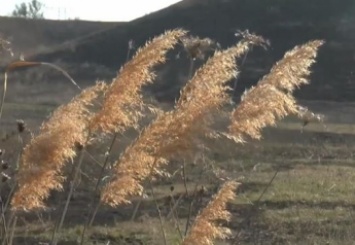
[3,24,354,245]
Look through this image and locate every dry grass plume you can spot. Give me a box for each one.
[100,36,265,207]
[229,40,324,141]
[182,181,239,245]
[90,29,187,135]
[11,82,107,211]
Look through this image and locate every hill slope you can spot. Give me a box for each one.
[24,0,355,101]
[0,16,121,62]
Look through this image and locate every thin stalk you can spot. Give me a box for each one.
[169,194,183,241]
[180,57,196,236]
[184,181,199,236]
[256,169,279,204]
[51,147,86,245]
[187,57,194,80]
[130,191,145,221]
[1,211,14,245]
[148,179,167,245]
[3,185,15,214]
[167,193,184,220]
[84,149,104,168]
[130,156,164,222]
[1,61,81,122]
[184,162,205,236]
[4,131,25,212]
[0,129,25,242]
[79,133,118,245]
[250,170,278,245]
[79,43,133,245]
[232,49,249,98]
[0,197,7,244]
[7,216,16,245]
[182,160,188,196]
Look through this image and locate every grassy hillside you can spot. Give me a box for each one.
[28,0,355,102]
[0,16,121,63]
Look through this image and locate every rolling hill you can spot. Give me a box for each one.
[5,0,355,102]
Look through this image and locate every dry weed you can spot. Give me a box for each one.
[11,82,107,211]
[182,181,239,245]
[229,40,324,141]
[100,35,265,207]
[90,29,187,135]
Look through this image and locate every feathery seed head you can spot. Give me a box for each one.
[182,181,239,245]
[177,33,268,110]
[101,36,264,207]
[229,40,324,141]
[11,82,106,211]
[259,40,324,92]
[90,29,187,135]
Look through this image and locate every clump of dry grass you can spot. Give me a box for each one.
[100,35,265,207]
[10,29,188,212]
[180,35,219,60]
[182,181,239,245]
[90,29,187,135]
[229,40,324,141]
[11,82,107,211]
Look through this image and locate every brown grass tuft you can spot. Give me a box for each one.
[182,181,239,245]
[229,40,324,141]
[180,35,219,60]
[100,36,263,207]
[11,82,107,211]
[89,29,187,135]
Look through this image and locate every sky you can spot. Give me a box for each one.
[0,0,182,21]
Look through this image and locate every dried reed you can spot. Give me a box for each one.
[101,35,264,207]
[229,40,324,141]
[11,82,106,211]
[10,29,186,212]
[78,30,187,238]
[90,29,187,135]
[182,181,238,245]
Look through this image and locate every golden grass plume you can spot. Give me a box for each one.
[90,29,187,135]
[10,29,186,211]
[100,35,265,207]
[11,82,107,211]
[182,181,239,245]
[229,40,324,141]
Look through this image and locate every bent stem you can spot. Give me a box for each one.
[1,61,81,122]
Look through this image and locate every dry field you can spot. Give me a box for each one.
[0,29,355,245]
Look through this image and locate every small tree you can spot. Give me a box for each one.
[12,0,44,19]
